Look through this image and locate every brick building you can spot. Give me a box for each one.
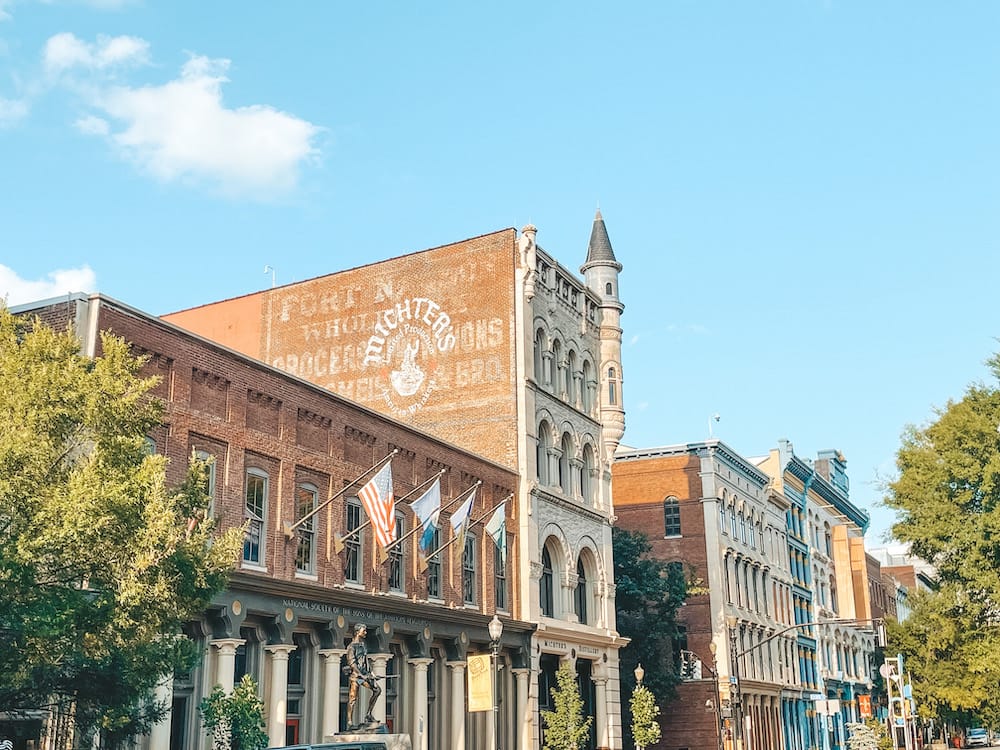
[613,440,792,750]
[14,293,528,750]
[162,214,628,750]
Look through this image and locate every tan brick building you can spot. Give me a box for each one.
[164,214,628,750]
[15,293,527,750]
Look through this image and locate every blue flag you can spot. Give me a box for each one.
[410,479,441,568]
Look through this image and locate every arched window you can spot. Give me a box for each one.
[243,467,268,566]
[540,546,554,617]
[579,443,595,503]
[559,433,573,495]
[582,360,594,411]
[533,328,545,382]
[607,367,617,405]
[551,339,562,392]
[663,497,681,536]
[605,282,613,295]
[536,421,552,485]
[830,574,839,613]
[574,558,588,625]
[565,349,577,404]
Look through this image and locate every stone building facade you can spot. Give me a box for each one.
[163,213,628,750]
[612,440,793,750]
[15,293,528,750]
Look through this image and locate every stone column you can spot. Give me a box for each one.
[592,675,609,750]
[211,638,245,693]
[409,658,433,750]
[370,653,391,724]
[512,668,532,750]
[264,644,296,747]
[447,661,466,750]
[147,674,173,750]
[319,648,346,740]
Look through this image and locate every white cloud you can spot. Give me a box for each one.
[75,113,108,134]
[0,0,12,21]
[86,54,320,198]
[44,32,149,74]
[0,96,28,126]
[0,264,97,306]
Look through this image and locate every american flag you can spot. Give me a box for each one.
[358,462,396,549]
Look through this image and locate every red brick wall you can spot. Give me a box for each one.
[61,299,520,617]
[163,230,521,469]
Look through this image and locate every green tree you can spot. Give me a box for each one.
[629,682,661,750]
[847,721,892,750]
[541,661,593,750]
[613,528,687,747]
[882,352,1000,728]
[200,675,269,750]
[0,308,242,746]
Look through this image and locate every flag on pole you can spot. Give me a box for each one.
[450,489,475,564]
[358,462,396,549]
[410,478,441,569]
[484,502,506,566]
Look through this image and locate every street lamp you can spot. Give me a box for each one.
[488,614,504,750]
[726,615,743,750]
[709,641,724,750]
[633,664,645,750]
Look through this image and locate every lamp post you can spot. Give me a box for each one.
[709,641,724,750]
[633,664,645,750]
[488,614,504,750]
[726,615,743,750]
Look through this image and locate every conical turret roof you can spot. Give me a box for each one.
[582,209,620,270]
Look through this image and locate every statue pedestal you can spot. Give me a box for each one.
[324,731,412,750]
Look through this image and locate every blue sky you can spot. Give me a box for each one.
[3,1,999,544]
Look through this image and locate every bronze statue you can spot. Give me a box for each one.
[346,623,382,728]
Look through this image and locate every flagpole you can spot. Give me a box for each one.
[283,449,398,539]
[333,468,447,554]
[379,478,479,555]
[420,494,512,565]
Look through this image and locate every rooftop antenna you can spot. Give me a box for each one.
[709,413,720,438]
[264,265,276,288]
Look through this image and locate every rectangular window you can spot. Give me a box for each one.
[427,528,441,599]
[462,535,476,605]
[243,469,267,565]
[195,449,216,518]
[345,498,363,584]
[295,484,317,575]
[388,515,405,593]
[495,540,507,611]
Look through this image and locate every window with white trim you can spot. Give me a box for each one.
[243,468,267,565]
[295,483,317,575]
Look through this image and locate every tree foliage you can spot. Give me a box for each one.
[200,675,268,750]
[882,352,1000,727]
[541,662,593,750]
[0,308,242,744]
[847,721,891,750]
[613,528,687,747]
[629,683,661,750]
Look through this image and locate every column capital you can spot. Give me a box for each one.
[511,667,532,677]
[264,643,297,659]
[370,652,392,667]
[211,638,245,656]
[446,660,467,671]
[408,657,434,670]
[319,647,347,660]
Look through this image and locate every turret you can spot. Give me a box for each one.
[581,209,625,458]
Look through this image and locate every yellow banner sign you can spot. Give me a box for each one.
[467,653,493,712]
